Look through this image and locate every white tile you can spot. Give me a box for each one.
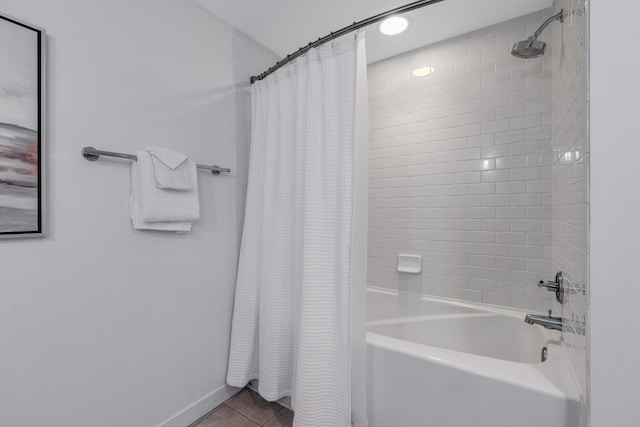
[496,232,527,245]
[510,167,541,181]
[481,119,511,134]
[528,259,552,273]
[496,207,527,219]
[468,109,496,125]
[469,231,497,244]
[527,233,551,246]
[481,145,510,159]
[366,11,556,313]
[526,99,551,115]
[483,268,512,281]
[496,256,527,270]
[469,85,495,101]
[482,244,511,256]
[510,114,542,130]
[481,170,510,182]
[454,124,481,137]
[510,87,543,105]
[468,183,496,195]
[481,69,510,85]
[468,158,495,171]
[443,67,469,82]
[455,75,482,91]
[495,130,525,145]
[482,219,511,232]
[510,296,543,311]
[496,281,527,296]
[455,195,483,207]
[469,207,496,218]
[483,292,510,306]
[455,172,481,184]
[468,60,496,77]
[469,255,497,267]
[510,61,542,79]
[456,264,483,278]
[510,141,541,156]
[496,104,526,120]
[526,126,551,141]
[456,242,483,254]
[455,51,481,67]
[441,114,468,129]
[481,94,510,110]
[455,100,481,115]
[467,134,495,148]
[495,78,526,94]
[470,278,497,292]
[511,193,543,206]
[512,220,544,232]
[495,156,527,169]
[482,194,511,207]
[495,56,524,70]
[454,148,481,161]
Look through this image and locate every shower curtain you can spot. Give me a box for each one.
[227,33,368,427]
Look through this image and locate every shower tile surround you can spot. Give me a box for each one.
[550,0,589,425]
[368,10,556,311]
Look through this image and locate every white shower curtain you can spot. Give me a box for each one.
[227,33,368,427]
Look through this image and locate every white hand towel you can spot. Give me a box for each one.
[130,160,192,232]
[135,150,200,223]
[145,147,192,190]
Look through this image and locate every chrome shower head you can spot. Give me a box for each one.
[511,36,546,59]
[511,9,564,59]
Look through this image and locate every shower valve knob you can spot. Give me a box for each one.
[537,271,566,304]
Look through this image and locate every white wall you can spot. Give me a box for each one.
[0,1,275,426]
[367,11,555,311]
[590,0,640,426]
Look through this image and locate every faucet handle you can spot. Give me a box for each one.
[537,271,566,304]
[539,280,560,291]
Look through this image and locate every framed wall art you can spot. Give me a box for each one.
[0,13,45,238]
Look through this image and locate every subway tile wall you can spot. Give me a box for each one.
[367,11,556,311]
[550,0,588,425]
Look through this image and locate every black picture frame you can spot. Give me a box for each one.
[0,13,45,238]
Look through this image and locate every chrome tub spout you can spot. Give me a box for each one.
[524,310,564,331]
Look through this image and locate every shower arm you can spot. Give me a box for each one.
[532,9,564,38]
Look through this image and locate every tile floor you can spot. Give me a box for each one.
[190,388,294,427]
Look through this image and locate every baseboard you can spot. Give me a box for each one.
[157,384,241,427]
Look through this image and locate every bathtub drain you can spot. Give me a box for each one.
[541,346,548,362]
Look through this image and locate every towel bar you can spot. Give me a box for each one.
[81,146,231,174]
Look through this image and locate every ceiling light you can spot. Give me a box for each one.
[412,66,434,77]
[379,16,409,36]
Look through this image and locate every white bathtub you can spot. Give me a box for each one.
[366,288,580,427]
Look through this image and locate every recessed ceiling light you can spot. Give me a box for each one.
[379,16,409,36]
[412,66,434,77]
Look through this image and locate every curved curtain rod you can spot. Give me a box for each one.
[250,0,446,84]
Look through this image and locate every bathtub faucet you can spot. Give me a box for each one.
[524,310,586,335]
[524,310,563,331]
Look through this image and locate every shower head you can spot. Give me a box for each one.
[511,36,546,59]
[511,9,564,59]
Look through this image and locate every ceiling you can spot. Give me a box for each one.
[196,0,552,63]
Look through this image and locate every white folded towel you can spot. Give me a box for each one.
[130,161,192,232]
[145,147,192,190]
[129,149,200,232]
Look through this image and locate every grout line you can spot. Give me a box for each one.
[261,406,285,426]
[223,404,262,426]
